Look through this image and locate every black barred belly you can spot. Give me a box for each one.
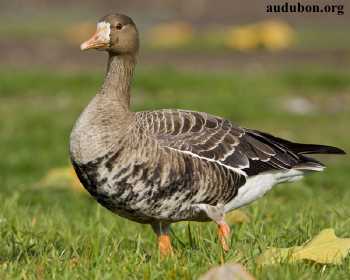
[71,149,245,224]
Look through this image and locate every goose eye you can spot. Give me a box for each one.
[115,24,123,30]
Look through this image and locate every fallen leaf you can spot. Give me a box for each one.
[226,20,295,51]
[257,228,350,265]
[35,264,45,280]
[256,246,302,265]
[39,165,84,192]
[31,217,37,226]
[226,25,260,51]
[69,257,80,268]
[199,263,256,280]
[68,166,84,191]
[147,21,193,48]
[259,20,295,50]
[226,210,250,225]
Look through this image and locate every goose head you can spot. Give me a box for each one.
[80,14,139,55]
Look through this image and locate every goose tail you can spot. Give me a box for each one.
[250,130,345,172]
[284,142,345,155]
[291,143,345,172]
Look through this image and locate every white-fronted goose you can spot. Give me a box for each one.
[70,14,345,255]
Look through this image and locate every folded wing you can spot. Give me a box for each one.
[136,109,345,177]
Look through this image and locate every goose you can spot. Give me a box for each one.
[70,13,345,256]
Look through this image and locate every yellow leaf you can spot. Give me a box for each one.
[226,210,250,225]
[39,165,85,192]
[225,20,295,51]
[259,20,295,50]
[68,166,85,192]
[256,246,303,265]
[226,24,260,51]
[147,22,193,48]
[257,228,350,265]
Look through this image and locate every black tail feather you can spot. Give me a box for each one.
[250,130,346,155]
[288,143,346,155]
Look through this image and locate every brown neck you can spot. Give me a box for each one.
[100,53,136,112]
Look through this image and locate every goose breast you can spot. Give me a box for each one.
[71,124,246,223]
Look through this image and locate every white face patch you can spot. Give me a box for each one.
[96,21,111,43]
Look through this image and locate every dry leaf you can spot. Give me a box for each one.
[256,246,302,265]
[147,21,193,48]
[35,264,45,280]
[69,257,80,268]
[226,20,294,51]
[31,217,37,226]
[226,210,250,225]
[226,25,260,51]
[39,165,84,192]
[257,228,350,265]
[259,20,295,50]
[199,263,256,280]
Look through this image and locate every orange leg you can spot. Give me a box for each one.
[217,222,230,252]
[151,222,173,256]
[190,203,230,252]
[158,234,173,256]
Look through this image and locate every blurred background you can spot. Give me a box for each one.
[1,0,349,71]
[1,1,349,278]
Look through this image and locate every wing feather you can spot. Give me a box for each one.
[136,109,321,176]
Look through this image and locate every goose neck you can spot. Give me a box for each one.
[100,53,136,111]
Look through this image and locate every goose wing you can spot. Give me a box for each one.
[136,109,317,176]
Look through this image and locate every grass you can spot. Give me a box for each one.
[0,66,350,279]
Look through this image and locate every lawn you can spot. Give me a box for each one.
[0,66,349,279]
